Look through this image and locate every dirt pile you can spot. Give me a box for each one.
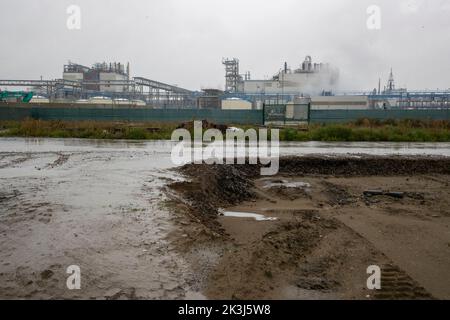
[277,156,450,176]
[168,155,450,231]
[321,181,355,206]
[168,164,256,234]
[176,120,228,134]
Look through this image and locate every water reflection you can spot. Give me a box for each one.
[0,138,449,157]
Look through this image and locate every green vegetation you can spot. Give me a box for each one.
[1,118,450,142]
[278,119,450,142]
[0,119,176,140]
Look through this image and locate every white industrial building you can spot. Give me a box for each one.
[98,72,128,93]
[224,56,339,96]
[63,61,130,93]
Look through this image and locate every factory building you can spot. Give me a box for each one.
[63,61,130,93]
[220,56,375,111]
[62,63,88,82]
[197,89,223,109]
[224,56,339,96]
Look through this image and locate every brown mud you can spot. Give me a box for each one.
[167,156,450,300]
[0,147,197,300]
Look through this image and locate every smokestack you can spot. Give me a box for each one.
[284,62,288,73]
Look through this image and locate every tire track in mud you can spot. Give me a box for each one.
[0,153,32,169]
[375,264,432,299]
[0,151,71,171]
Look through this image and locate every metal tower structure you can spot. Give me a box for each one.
[222,58,240,93]
[387,68,395,92]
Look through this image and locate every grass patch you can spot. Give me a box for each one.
[0,119,177,140]
[1,118,450,142]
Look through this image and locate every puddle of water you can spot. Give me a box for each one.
[219,210,277,221]
[263,180,311,189]
[2,138,450,157]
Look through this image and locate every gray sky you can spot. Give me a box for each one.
[1,0,449,91]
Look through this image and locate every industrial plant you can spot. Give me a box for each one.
[0,57,449,111]
[224,56,339,95]
[218,56,450,111]
[0,61,196,108]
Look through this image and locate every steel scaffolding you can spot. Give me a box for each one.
[222,58,241,93]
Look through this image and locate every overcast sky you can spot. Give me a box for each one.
[1,0,449,91]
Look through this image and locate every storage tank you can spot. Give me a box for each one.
[131,99,146,106]
[88,96,113,104]
[113,98,131,105]
[30,96,50,103]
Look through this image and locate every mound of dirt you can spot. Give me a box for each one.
[168,155,450,234]
[321,181,356,206]
[277,156,450,176]
[168,164,257,234]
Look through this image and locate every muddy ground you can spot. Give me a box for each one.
[167,156,450,300]
[0,141,201,300]
[1,138,450,300]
